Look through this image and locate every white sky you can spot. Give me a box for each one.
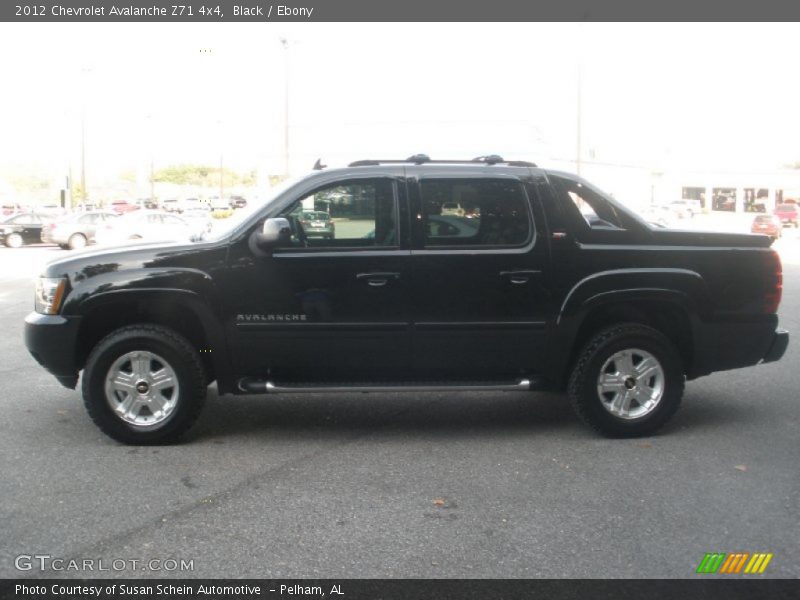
[1,22,799,192]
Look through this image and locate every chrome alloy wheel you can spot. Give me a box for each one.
[104,351,179,428]
[596,348,665,420]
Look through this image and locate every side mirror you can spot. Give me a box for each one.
[254,217,292,249]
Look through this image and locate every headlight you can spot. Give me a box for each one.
[35,277,67,315]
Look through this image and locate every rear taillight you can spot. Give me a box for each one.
[764,250,782,313]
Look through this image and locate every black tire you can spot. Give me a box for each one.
[82,324,207,444]
[68,233,87,250]
[568,323,684,438]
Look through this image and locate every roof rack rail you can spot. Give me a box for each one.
[347,155,537,168]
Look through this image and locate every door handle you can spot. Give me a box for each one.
[357,272,400,287]
[499,270,540,284]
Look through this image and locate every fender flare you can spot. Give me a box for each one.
[546,268,708,387]
[73,287,234,394]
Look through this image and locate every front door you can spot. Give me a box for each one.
[408,172,551,381]
[227,174,413,383]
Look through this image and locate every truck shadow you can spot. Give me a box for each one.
[189,391,579,441]
[186,388,760,442]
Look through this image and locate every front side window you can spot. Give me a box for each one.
[279,178,397,249]
[419,178,531,248]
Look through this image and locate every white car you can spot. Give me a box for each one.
[669,199,702,218]
[181,207,214,235]
[440,202,466,217]
[95,210,197,246]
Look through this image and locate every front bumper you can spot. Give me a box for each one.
[24,312,82,389]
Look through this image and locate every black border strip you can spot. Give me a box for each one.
[3,0,800,22]
[1,579,798,600]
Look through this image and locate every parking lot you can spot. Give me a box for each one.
[0,239,798,579]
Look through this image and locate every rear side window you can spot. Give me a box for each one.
[549,174,625,231]
[419,179,532,248]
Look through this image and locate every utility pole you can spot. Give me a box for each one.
[80,104,87,201]
[80,66,91,202]
[281,37,290,178]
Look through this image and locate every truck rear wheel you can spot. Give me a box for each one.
[82,324,207,444]
[568,323,684,437]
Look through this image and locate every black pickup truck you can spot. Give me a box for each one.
[24,156,789,444]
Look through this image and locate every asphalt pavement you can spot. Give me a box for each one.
[0,243,798,579]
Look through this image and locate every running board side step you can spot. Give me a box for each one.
[237,378,534,394]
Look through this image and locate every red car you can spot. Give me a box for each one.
[773,203,799,227]
[109,200,139,214]
[751,214,782,240]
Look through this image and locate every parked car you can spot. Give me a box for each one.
[2,203,25,216]
[43,211,119,250]
[134,198,159,210]
[229,195,248,209]
[640,205,676,228]
[39,204,67,217]
[669,199,701,217]
[440,201,466,217]
[94,210,196,246]
[773,203,799,227]
[751,215,782,240]
[298,210,335,239]
[208,196,234,219]
[0,213,46,247]
[162,199,180,213]
[24,156,788,444]
[180,207,214,235]
[179,198,204,213]
[109,200,139,214]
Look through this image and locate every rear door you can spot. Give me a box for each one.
[408,168,551,381]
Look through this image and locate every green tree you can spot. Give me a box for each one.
[153,164,244,188]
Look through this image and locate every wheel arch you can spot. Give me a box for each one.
[73,289,234,393]
[548,269,706,389]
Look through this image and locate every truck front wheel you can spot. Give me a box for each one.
[82,324,207,444]
[568,323,684,437]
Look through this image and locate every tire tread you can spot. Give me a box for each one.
[82,324,206,444]
[568,323,684,437]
